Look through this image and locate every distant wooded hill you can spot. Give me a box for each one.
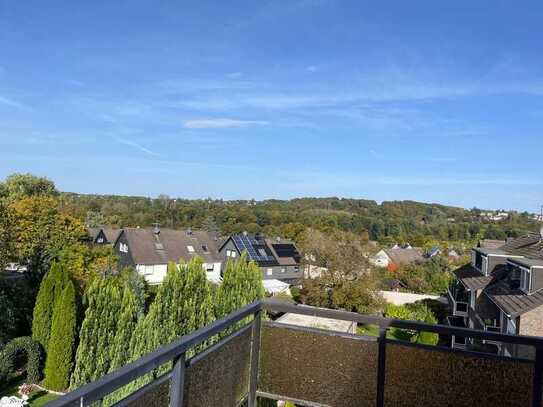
[59,193,540,245]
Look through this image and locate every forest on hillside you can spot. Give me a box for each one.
[60,190,539,246]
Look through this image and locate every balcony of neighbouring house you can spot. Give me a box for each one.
[48,300,543,407]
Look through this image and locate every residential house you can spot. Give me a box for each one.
[448,230,543,358]
[219,233,302,283]
[114,226,222,285]
[87,226,122,245]
[370,244,425,271]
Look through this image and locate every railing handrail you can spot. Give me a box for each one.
[261,299,543,347]
[47,301,261,407]
[51,298,543,406]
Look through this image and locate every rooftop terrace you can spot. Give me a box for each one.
[49,300,543,407]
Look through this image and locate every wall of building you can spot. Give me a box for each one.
[136,264,168,285]
[115,232,136,271]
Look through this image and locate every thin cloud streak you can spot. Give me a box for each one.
[183,118,269,129]
[113,137,159,156]
[0,96,26,109]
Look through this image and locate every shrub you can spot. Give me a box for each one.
[0,336,43,386]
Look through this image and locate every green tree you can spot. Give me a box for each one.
[70,275,123,389]
[130,258,215,361]
[2,173,57,200]
[43,280,78,391]
[0,290,16,347]
[31,262,69,352]
[0,200,13,271]
[215,252,265,321]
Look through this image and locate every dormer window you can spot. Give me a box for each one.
[187,245,195,253]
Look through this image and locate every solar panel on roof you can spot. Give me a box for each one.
[233,235,276,263]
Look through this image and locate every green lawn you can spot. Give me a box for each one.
[357,324,412,341]
[0,376,59,406]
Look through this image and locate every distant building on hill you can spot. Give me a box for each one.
[114,226,222,285]
[370,244,425,271]
[219,233,302,283]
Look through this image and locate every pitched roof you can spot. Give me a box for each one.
[86,227,102,242]
[102,228,122,244]
[383,247,425,266]
[122,228,221,265]
[221,235,279,267]
[485,282,543,318]
[478,239,506,249]
[265,238,301,267]
[453,263,506,291]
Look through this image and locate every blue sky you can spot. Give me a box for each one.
[1,0,542,211]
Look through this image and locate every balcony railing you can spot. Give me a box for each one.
[49,299,543,407]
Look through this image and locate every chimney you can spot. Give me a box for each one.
[153,222,160,235]
[276,237,281,242]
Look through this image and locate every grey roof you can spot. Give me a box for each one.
[478,239,506,249]
[383,247,425,266]
[102,228,122,244]
[122,228,221,265]
[265,238,301,267]
[485,282,543,318]
[501,233,543,259]
[453,264,506,291]
[86,227,102,242]
[508,257,543,268]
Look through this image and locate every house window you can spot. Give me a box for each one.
[294,266,300,273]
[187,245,195,253]
[143,265,153,275]
[226,249,237,258]
[119,243,128,253]
[520,270,530,292]
[206,264,214,272]
[281,268,286,273]
[202,245,209,253]
[267,268,273,276]
[97,238,104,243]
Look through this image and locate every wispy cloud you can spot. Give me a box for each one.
[113,137,159,156]
[306,65,318,73]
[183,118,269,129]
[0,96,25,109]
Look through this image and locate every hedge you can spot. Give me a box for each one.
[0,336,43,386]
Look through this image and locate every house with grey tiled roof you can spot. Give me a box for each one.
[448,229,543,358]
[114,226,222,285]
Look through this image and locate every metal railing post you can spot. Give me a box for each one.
[376,327,387,407]
[248,310,262,407]
[170,352,186,407]
[532,346,543,407]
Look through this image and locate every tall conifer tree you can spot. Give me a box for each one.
[215,252,265,320]
[43,279,78,391]
[32,262,69,352]
[70,276,123,389]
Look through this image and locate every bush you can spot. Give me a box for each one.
[0,336,43,386]
[384,302,439,345]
